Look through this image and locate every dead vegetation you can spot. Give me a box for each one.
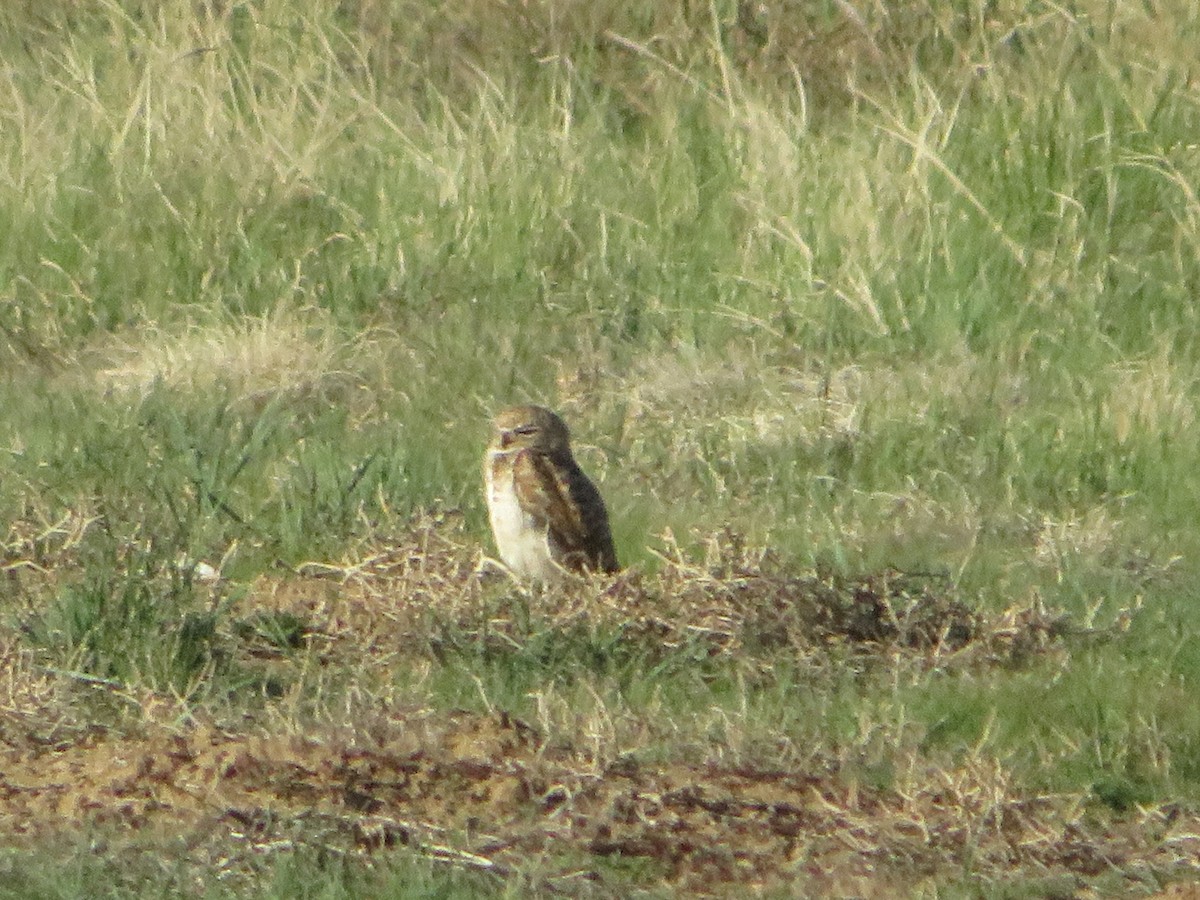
[284,514,1070,675]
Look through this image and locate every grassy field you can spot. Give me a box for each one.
[3,0,1200,895]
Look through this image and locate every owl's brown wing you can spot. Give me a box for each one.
[513,449,619,573]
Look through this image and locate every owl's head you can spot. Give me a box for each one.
[491,405,571,454]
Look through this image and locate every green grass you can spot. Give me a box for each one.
[3,0,1200,894]
[0,838,511,899]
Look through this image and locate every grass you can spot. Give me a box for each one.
[3,0,1200,894]
[0,835,506,899]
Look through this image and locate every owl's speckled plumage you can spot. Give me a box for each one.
[484,405,619,579]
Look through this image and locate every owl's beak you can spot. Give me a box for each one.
[499,431,513,449]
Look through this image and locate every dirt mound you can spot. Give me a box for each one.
[276,516,1068,673]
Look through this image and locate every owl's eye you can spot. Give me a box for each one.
[514,426,539,436]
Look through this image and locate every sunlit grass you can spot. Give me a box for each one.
[2,0,1200,893]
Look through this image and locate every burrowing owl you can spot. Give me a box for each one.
[484,405,619,579]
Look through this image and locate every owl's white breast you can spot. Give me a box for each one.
[485,449,556,579]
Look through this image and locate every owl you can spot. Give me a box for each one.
[484,405,620,579]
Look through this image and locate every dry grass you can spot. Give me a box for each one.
[80,306,402,422]
[1108,342,1198,447]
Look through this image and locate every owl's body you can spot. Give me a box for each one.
[484,405,619,579]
